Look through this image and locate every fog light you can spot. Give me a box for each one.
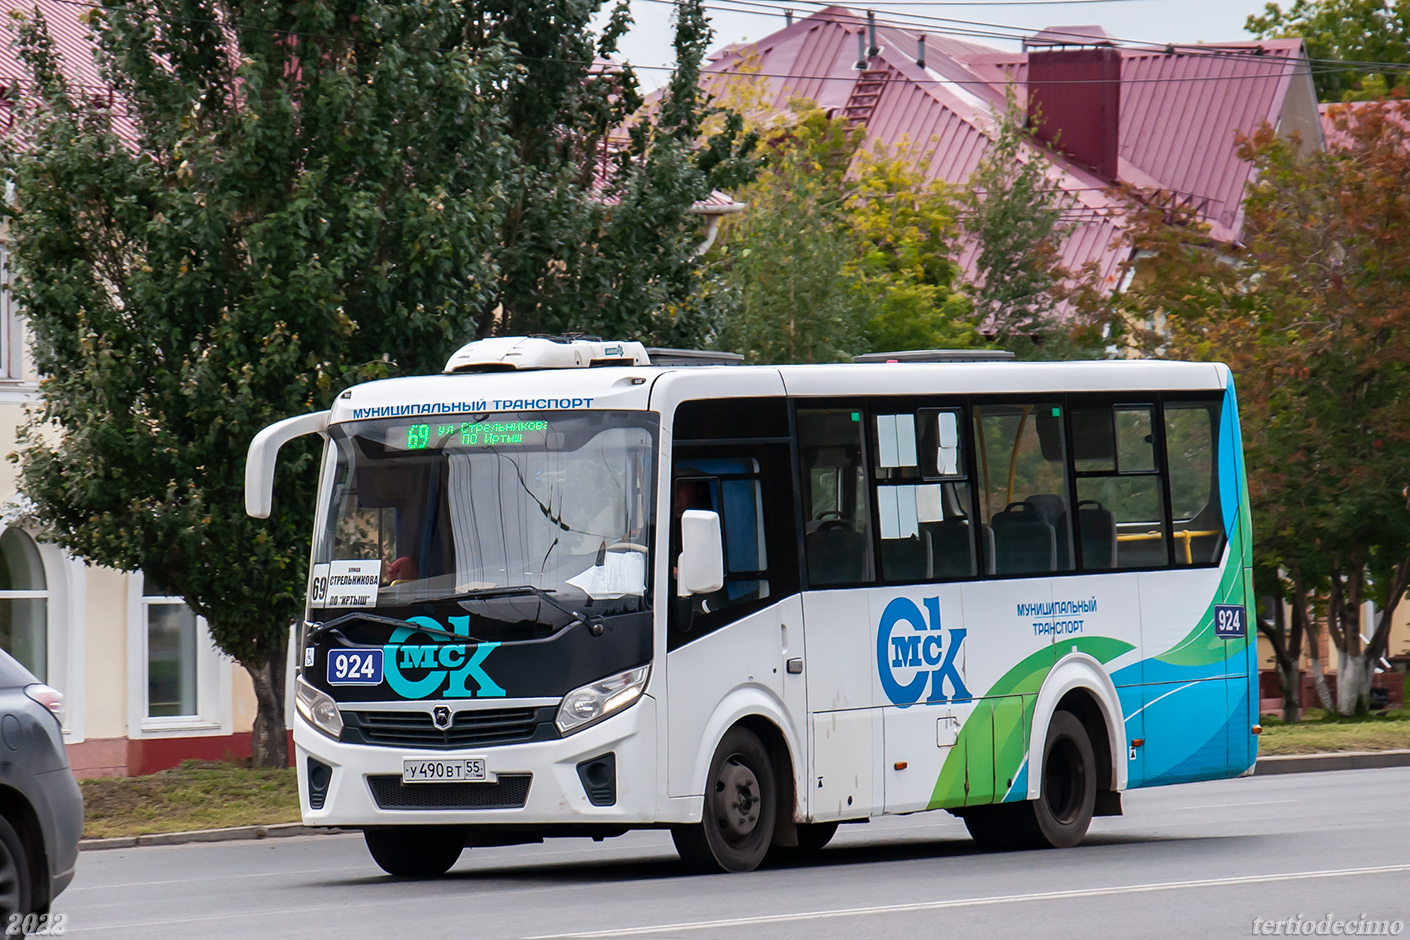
[306,758,333,810]
[576,753,617,806]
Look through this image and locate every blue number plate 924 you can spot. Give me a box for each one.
[326,648,384,686]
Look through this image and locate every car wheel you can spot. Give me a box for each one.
[672,727,777,873]
[0,815,33,918]
[364,826,467,877]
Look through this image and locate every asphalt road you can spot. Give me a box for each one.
[62,767,1410,940]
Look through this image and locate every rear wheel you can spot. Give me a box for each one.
[364,825,467,877]
[672,727,777,873]
[963,711,1096,851]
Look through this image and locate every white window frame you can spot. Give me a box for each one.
[0,241,32,388]
[126,572,232,737]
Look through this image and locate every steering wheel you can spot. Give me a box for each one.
[606,541,649,553]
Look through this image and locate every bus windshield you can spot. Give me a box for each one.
[311,411,657,632]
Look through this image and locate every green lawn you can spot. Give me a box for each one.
[1258,708,1410,756]
[80,760,301,840]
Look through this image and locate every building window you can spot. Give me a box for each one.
[0,242,18,380]
[144,579,198,719]
[0,529,46,680]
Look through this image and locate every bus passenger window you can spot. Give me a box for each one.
[1071,405,1167,570]
[799,409,874,587]
[1164,401,1226,565]
[973,403,1074,575]
[876,408,977,582]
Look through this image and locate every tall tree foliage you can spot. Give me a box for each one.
[484,0,756,344]
[713,107,975,363]
[1247,0,1410,100]
[1114,101,1410,714]
[2,0,740,765]
[960,98,1081,359]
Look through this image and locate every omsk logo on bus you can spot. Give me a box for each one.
[382,616,506,700]
[877,596,971,708]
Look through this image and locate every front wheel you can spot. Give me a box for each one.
[672,727,778,873]
[364,825,467,877]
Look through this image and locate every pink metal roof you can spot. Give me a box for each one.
[962,40,1304,239]
[702,8,1311,294]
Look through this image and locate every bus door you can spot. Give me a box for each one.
[796,406,881,819]
[663,401,807,804]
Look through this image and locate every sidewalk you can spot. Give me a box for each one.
[79,749,1410,851]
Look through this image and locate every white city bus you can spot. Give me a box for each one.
[246,335,1257,875]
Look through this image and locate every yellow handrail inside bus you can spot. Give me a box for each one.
[1006,406,1031,508]
[1115,528,1221,564]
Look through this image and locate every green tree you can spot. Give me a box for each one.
[484,0,757,345]
[1247,0,1410,100]
[1114,101,1410,715]
[846,143,978,354]
[959,97,1081,359]
[1,0,738,765]
[713,107,975,363]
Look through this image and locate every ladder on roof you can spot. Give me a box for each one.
[841,67,891,130]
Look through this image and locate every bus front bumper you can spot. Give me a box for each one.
[294,695,657,828]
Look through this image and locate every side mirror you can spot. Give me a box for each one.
[677,510,725,597]
[245,411,331,519]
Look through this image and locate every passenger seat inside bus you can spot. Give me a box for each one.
[1077,499,1118,569]
[805,522,869,585]
[923,518,977,579]
[990,501,1056,575]
[881,533,932,581]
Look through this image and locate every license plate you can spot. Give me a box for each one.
[402,758,490,784]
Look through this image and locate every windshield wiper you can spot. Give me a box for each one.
[306,612,488,645]
[427,586,608,636]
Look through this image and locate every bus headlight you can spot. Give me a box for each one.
[295,676,344,740]
[556,666,650,736]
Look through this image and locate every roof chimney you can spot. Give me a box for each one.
[1026,41,1121,180]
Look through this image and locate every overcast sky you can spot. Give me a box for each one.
[601,0,1285,89]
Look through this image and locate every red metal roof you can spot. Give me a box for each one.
[702,8,1313,295]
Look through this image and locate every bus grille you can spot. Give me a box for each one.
[342,707,555,749]
[367,774,532,810]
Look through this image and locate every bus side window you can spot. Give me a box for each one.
[1163,400,1226,565]
[1071,404,1169,570]
[799,408,875,587]
[873,408,977,582]
[973,402,1074,576]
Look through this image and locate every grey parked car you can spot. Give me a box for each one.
[0,651,82,918]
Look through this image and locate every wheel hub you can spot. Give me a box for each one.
[714,757,761,841]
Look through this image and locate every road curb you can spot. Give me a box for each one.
[80,823,348,852]
[1253,749,1410,775]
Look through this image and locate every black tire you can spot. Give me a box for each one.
[0,815,33,919]
[364,826,467,877]
[766,821,839,865]
[672,727,778,873]
[961,712,1096,852]
[960,805,1019,851]
[793,821,838,853]
[1011,710,1097,849]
